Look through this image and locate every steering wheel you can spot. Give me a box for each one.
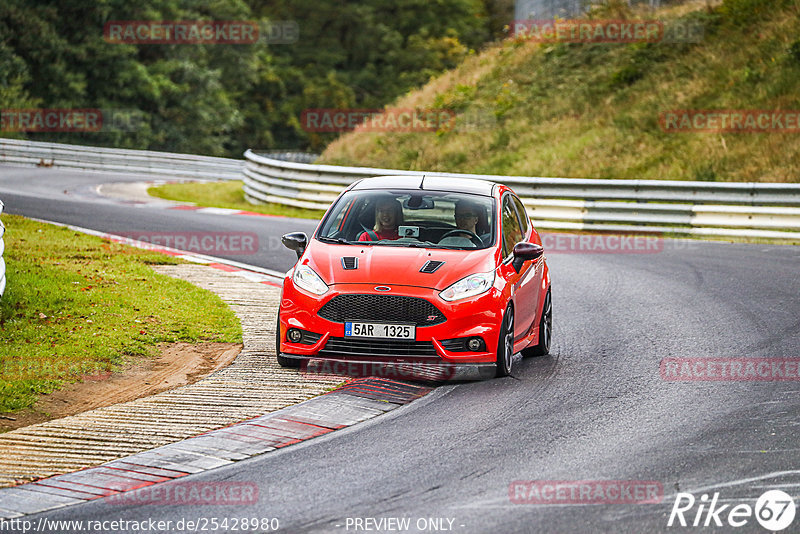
[439,229,483,247]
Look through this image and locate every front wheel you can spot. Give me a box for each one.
[523,289,551,357]
[496,305,514,377]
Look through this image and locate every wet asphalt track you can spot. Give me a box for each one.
[1,166,799,533]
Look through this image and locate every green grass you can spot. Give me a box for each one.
[319,0,800,182]
[148,181,326,220]
[0,215,242,413]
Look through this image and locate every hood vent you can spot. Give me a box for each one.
[341,257,358,270]
[420,260,445,274]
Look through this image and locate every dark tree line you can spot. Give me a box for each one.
[0,0,513,157]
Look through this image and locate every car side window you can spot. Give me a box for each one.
[511,195,530,236]
[501,195,524,258]
[329,198,353,233]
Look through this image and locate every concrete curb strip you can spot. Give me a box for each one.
[0,378,430,519]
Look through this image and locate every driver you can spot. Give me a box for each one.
[453,199,489,240]
[358,197,403,241]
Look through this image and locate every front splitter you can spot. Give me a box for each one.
[280,354,497,381]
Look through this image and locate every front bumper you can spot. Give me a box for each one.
[279,282,504,369]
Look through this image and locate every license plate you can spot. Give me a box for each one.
[345,322,415,340]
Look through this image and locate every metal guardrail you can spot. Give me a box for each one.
[243,149,800,241]
[0,138,243,180]
[0,199,6,299]
[1,138,796,241]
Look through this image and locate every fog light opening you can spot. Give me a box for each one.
[287,328,302,343]
[467,337,485,352]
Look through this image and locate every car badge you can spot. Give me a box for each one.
[375,286,391,291]
[427,315,438,322]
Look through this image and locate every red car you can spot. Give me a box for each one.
[276,176,552,379]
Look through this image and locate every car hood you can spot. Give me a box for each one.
[305,242,497,290]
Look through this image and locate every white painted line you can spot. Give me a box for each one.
[236,271,275,283]
[176,254,210,263]
[196,207,242,215]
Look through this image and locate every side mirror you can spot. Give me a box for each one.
[282,232,308,259]
[512,242,543,273]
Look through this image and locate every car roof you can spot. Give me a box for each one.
[350,175,496,196]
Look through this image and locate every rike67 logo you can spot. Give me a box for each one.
[668,490,796,531]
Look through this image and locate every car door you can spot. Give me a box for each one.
[499,194,539,343]
[511,194,542,338]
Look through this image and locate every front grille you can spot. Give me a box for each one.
[318,337,438,358]
[318,294,446,326]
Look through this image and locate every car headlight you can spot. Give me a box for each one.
[439,272,494,302]
[293,265,328,295]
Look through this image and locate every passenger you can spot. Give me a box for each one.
[358,197,403,241]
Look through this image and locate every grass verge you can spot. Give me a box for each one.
[0,215,242,414]
[148,180,326,220]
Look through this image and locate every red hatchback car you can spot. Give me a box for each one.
[276,176,552,379]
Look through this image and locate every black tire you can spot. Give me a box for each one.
[495,305,514,377]
[276,312,300,368]
[522,289,552,357]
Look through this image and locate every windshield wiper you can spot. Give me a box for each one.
[431,245,480,250]
[317,236,350,245]
[382,241,429,248]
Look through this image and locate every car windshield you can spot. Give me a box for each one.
[317,189,496,250]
